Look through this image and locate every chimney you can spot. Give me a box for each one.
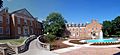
[5,7,8,12]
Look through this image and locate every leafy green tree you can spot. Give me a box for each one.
[43,12,67,37]
[0,0,3,8]
[112,16,120,35]
[104,30,108,37]
[103,16,120,37]
[102,20,113,36]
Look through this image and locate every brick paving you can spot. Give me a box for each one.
[60,47,120,55]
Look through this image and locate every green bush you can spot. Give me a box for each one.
[45,34,56,43]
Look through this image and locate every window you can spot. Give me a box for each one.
[80,28,81,32]
[24,19,27,25]
[84,29,86,32]
[77,32,78,35]
[18,18,20,24]
[30,28,33,34]
[0,16,3,23]
[30,21,32,26]
[73,28,74,31]
[18,27,21,34]
[96,28,98,30]
[92,28,94,30]
[0,27,3,33]
[6,27,10,33]
[6,17,9,24]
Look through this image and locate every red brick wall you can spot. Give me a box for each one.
[65,20,102,39]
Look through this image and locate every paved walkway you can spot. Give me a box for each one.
[15,39,58,55]
[53,39,120,55]
[60,47,120,55]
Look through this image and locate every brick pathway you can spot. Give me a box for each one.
[60,47,120,55]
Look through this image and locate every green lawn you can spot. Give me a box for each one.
[0,37,27,45]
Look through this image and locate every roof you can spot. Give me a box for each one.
[11,8,34,18]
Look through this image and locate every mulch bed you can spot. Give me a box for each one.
[69,40,87,44]
[50,39,72,51]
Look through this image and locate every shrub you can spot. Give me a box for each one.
[45,34,56,43]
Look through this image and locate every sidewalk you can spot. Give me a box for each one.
[15,39,58,55]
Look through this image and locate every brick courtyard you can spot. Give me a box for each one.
[60,47,120,55]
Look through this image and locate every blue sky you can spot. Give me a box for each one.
[3,0,120,23]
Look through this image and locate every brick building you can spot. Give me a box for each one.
[65,20,102,39]
[0,8,43,39]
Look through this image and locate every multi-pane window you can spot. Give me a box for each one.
[30,21,32,26]
[30,28,33,34]
[18,27,21,34]
[0,27,3,34]
[6,16,9,24]
[18,18,20,24]
[0,16,3,24]
[6,27,10,33]
[24,19,27,25]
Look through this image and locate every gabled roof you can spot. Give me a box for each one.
[11,8,34,18]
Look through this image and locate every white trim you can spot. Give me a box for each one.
[13,14,35,21]
[12,14,15,26]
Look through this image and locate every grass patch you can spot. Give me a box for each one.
[0,37,26,45]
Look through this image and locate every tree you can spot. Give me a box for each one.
[0,0,3,8]
[102,20,113,36]
[112,16,120,35]
[102,16,120,37]
[43,12,67,37]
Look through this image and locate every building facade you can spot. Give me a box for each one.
[0,8,43,39]
[0,8,10,39]
[65,20,102,39]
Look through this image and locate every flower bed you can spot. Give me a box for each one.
[91,42,120,45]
